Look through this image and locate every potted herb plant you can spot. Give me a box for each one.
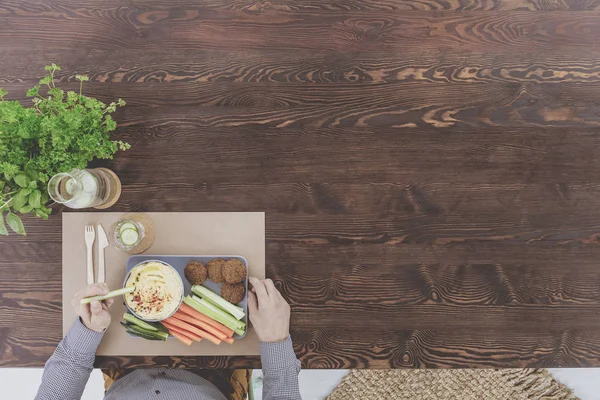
[0,64,129,235]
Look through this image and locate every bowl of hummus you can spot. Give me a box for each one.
[123,260,184,322]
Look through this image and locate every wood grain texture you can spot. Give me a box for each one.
[2,5,600,53]
[268,244,600,306]
[2,0,600,369]
[5,49,600,85]
[112,126,600,184]
[5,0,600,12]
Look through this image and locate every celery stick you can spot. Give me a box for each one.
[184,296,245,335]
[184,296,243,333]
[184,295,201,308]
[184,295,204,311]
[188,295,240,327]
[80,287,135,305]
[195,296,245,330]
[191,285,245,320]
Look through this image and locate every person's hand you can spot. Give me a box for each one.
[248,277,290,343]
[71,283,114,332]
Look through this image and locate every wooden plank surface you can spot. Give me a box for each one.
[2,0,600,368]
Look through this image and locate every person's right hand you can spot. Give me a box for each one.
[248,277,291,343]
[71,283,114,332]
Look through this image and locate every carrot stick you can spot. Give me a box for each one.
[166,318,222,345]
[223,337,235,345]
[178,303,234,337]
[173,311,226,339]
[163,321,199,341]
[170,331,192,346]
[163,321,203,342]
[163,321,195,342]
[164,316,222,345]
[173,311,227,340]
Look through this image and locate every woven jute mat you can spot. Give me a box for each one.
[328,369,578,400]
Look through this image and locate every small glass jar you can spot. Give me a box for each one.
[109,213,155,254]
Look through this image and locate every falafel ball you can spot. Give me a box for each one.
[223,259,246,284]
[221,283,245,304]
[207,258,226,283]
[184,261,207,285]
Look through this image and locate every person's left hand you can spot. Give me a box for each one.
[71,283,114,332]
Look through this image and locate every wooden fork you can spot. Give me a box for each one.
[84,225,95,284]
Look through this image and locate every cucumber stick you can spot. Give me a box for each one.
[123,312,159,331]
[120,322,167,341]
[127,330,163,341]
[80,287,135,305]
[152,321,169,334]
[128,324,169,340]
[120,320,169,341]
[191,285,245,320]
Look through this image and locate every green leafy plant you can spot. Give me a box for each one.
[0,64,129,235]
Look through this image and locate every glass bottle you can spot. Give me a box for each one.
[47,168,121,209]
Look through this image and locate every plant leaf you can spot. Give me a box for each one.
[29,190,41,209]
[26,85,40,97]
[25,166,39,181]
[0,181,5,191]
[11,193,27,211]
[6,212,25,235]
[14,174,29,187]
[48,88,63,98]
[19,188,32,197]
[35,209,49,220]
[0,213,8,236]
[28,180,37,189]
[19,205,33,214]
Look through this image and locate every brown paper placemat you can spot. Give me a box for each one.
[62,212,265,356]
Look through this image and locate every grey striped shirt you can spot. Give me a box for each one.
[36,320,302,400]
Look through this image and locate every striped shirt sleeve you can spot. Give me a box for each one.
[260,336,302,400]
[35,319,104,400]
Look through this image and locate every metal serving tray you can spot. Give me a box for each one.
[125,254,248,339]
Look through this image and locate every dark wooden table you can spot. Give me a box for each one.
[2,0,600,369]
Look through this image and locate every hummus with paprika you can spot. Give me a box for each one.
[125,261,183,321]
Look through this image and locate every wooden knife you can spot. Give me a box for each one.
[97,224,109,283]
